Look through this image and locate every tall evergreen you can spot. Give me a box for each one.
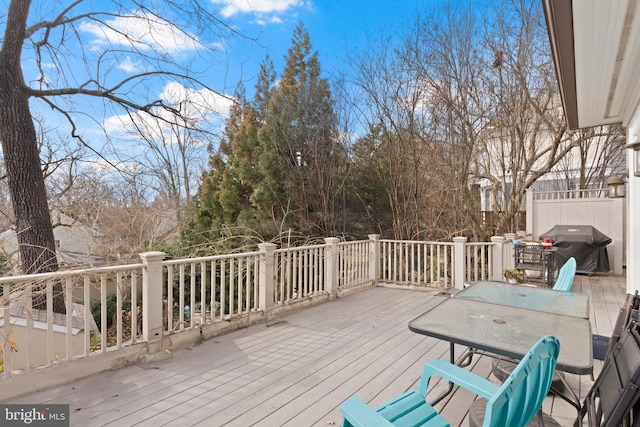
[260,22,341,237]
[193,23,345,247]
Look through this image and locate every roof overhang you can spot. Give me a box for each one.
[542,0,640,130]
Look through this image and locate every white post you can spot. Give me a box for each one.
[140,251,166,343]
[526,189,534,234]
[368,234,381,283]
[258,243,277,314]
[627,124,640,293]
[504,233,516,270]
[324,238,340,294]
[490,236,506,281]
[453,236,468,289]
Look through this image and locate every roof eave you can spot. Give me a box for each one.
[542,0,580,129]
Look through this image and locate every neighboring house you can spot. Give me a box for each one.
[475,129,626,212]
[543,0,640,294]
[0,297,99,371]
[0,211,106,271]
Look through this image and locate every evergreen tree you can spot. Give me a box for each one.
[194,23,346,246]
[260,22,342,237]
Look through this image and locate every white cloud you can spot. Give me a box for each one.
[104,81,234,135]
[117,56,143,73]
[159,81,234,121]
[211,0,307,18]
[79,11,202,55]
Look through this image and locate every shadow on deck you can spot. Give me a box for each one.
[6,273,626,426]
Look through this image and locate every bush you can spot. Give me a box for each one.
[90,293,132,331]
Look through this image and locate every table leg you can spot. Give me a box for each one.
[551,373,582,412]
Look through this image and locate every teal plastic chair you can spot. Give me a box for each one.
[340,335,560,427]
[553,257,576,291]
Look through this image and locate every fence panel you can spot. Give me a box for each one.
[163,252,261,333]
[274,245,326,304]
[338,241,370,290]
[0,264,143,377]
[379,240,454,288]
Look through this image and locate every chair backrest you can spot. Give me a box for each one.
[578,319,640,427]
[483,335,560,427]
[553,257,577,291]
[606,292,639,360]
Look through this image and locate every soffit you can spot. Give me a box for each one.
[545,0,640,129]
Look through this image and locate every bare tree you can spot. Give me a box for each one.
[0,0,240,312]
[405,5,493,239]
[112,90,220,233]
[0,0,238,310]
[553,125,626,192]
[349,34,443,241]
[477,0,584,234]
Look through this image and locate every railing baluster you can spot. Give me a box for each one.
[210,260,216,321]
[179,264,185,331]
[83,276,90,356]
[65,278,72,362]
[131,271,138,344]
[200,261,206,324]
[220,260,226,319]
[190,263,196,328]
[167,266,174,333]
[229,258,235,315]
[116,272,123,349]
[100,275,107,353]
[245,257,250,312]
[254,255,258,309]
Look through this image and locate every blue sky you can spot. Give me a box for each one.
[8,0,431,180]
[19,0,428,135]
[213,0,423,85]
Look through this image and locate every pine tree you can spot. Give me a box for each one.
[194,23,347,245]
[259,22,342,237]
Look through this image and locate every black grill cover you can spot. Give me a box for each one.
[540,225,611,273]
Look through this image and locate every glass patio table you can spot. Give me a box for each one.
[453,280,590,319]
[409,296,592,375]
[408,292,593,410]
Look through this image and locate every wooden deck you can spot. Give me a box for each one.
[6,274,627,426]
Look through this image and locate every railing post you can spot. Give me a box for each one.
[368,234,381,283]
[140,251,166,343]
[526,189,534,233]
[453,236,468,289]
[490,236,507,281]
[504,233,516,270]
[324,238,340,294]
[258,243,277,314]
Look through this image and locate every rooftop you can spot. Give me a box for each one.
[6,273,626,426]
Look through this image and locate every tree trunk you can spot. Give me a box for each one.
[0,0,64,313]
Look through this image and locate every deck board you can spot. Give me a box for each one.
[6,274,626,426]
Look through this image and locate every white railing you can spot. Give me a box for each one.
[163,251,262,333]
[380,239,454,287]
[0,263,143,376]
[464,242,493,284]
[274,244,326,303]
[0,234,510,390]
[338,240,371,290]
[531,188,609,200]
